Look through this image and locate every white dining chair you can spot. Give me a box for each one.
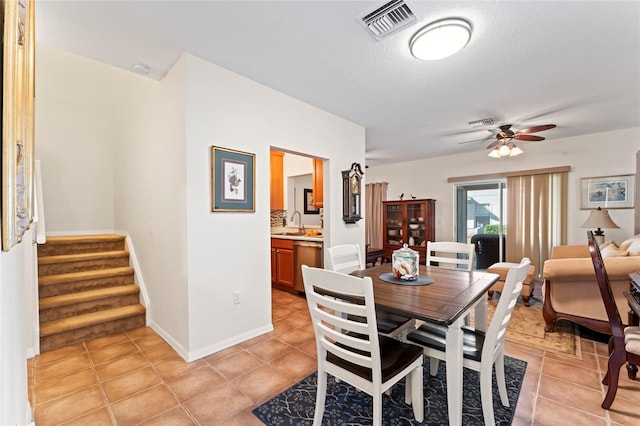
[326,244,415,338]
[302,265,424,425]
[426,241,475,271]
[326,244,365,274]
[406,258,531,426]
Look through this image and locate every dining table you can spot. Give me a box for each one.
[351,263,500,426]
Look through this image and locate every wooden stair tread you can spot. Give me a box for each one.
[42,234,125,244]
[40,305,146,337]
[39,285,139,310]
[39,266,134,285]
[38,250,129,265]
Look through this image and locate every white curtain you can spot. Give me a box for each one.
[365,182,388,249]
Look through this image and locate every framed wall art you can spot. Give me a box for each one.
[2,0,36,251]
[303,188,319,214]
[580,174,634,210]
[210,146,255,212]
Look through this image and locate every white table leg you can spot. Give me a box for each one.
[446,316,465,426]
[474,297,487,332]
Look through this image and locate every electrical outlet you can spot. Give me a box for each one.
[233,290,240,305]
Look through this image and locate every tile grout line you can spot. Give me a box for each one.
[86,340,120,426]
[124,330,201,426]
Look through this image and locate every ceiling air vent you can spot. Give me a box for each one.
[358,0,417,41]
[468,118,495,128]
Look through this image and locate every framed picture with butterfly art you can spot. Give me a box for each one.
[210,146,256,212]
[2,0,36,251]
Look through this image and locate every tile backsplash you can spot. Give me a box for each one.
[270,210,287,227]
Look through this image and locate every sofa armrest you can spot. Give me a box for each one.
[543,256,640,281]
[550,245,589,259]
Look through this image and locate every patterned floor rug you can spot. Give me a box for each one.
[253,355,526,425]
[485,295,582,359]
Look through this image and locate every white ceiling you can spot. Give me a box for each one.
[36,1,640,166]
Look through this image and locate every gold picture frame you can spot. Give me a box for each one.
[210,146,256,212]
[2,0,36,251]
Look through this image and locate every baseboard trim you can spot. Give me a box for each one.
[148,320,189,360]
[185,324,274,362]
[150,321,275,363]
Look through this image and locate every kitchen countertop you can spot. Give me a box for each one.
[271,234,323,242]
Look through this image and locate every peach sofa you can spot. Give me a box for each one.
[542,237,640,334]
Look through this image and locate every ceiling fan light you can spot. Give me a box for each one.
[509,145,524,156]
[409,18,472,60]
[498,144,511,157]
[488,148,501,158]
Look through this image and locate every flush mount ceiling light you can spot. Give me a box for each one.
[409,18,472,60]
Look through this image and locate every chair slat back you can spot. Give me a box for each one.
[587,231,623,337]
[302,265,381,375]
[326,244,365,274]
[483,258,530,361]
[426,241,475,271]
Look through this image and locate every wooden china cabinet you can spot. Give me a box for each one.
[382,199,435,263]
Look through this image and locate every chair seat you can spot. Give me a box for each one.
[406,322,486,363]
[625,326,640,354]
[327,335,423,382]
[376,312,414,335]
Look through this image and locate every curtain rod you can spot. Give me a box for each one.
[447,166,571,183]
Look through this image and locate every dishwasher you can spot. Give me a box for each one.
[293,241,323,292]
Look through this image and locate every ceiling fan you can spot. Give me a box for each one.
[485,124,556,150]
[458,123,556,158]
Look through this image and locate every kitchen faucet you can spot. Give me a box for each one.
[291,210,304,232]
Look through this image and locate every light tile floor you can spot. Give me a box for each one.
[29,288,640,425]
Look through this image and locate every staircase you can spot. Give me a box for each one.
[37,234,146,352]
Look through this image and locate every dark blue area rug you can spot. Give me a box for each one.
[253,355,526,425]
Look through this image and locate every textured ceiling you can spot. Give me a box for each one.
[36,1,640,165]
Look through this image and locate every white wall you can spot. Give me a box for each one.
[289,174,322,227]
[0,242,30,424]
[366,127,640,246]
[283,152,313,216]
[111,58,190,352]
[35,46,115,233]
[182,54,365,356]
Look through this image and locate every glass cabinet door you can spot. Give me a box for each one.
[407,202,426,247]
[385,204,404,245]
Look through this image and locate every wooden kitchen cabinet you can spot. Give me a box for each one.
[312,158,323,208]
[270,151,284,210]
[382,199,435,263]
[271,238,294,290]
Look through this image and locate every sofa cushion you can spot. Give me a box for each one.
[601,241,628,258]
[619,233,640,255]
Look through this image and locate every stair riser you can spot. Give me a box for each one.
[38,257,130,277]
[40,293,140,322]
[38,240,125,257]
[39,273,134,298]
[40,314,146,353]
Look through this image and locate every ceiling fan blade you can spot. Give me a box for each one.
[517,124,556,134]
[486,140,501,149]
[515,134,545,141]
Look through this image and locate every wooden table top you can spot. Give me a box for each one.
[352,264,500,326]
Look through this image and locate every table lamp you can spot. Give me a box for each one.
[581,207,619,244]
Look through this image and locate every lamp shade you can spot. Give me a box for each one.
[580,207,619,232]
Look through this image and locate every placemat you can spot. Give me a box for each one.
[379,272,434,286]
